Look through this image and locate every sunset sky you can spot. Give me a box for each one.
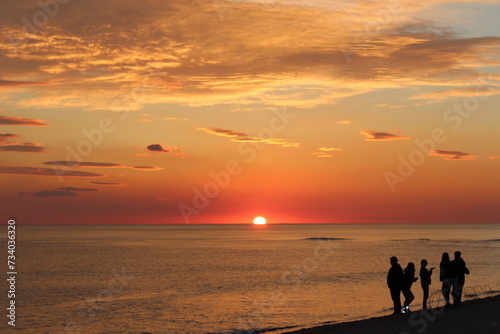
[1,0,499,224]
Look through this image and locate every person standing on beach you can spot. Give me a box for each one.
[419,259,434,309]
[440,252,453,307]
[387,256,404,314]
[450,251,470,306]
[402,262,418,313]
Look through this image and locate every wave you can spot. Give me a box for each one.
[303,237,352,241]
[485,239,500,242]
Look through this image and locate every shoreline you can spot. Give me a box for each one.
[281,295,500,334]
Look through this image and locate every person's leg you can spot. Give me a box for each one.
[452,279,463,305]
[390,288,401,313]
[422,285,429,309]
[442,280,451,305]
[402,289,409,307]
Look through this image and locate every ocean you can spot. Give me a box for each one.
[4,223,500,334]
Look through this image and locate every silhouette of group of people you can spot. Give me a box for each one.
[387,251,469,314]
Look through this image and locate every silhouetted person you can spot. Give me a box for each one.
[402,262,418,313]
[450,251,469,306]
[387,256,404,314]
[440,252,453,307]
[419,259,434,309]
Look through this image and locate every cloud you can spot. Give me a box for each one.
[146,144,169,152]
[430,150,478,160]
[197,128,248,137]
[312,152,333,158]
[20,186,99,198]
[0,79,47,87]
[0,1,499,110]
[57,187,99,192]
[131,166,163,170]
[0,142,45,152]
[0,167,104,177]
[0,133,19,142]
[21,190,77,198]
[336,120,352,125]
[319,147,342,152]
[44,161,123,168]
[90,181,125,186]
[489,156,500,160]
[312,147,342,158]
[43,161,163,170]
[361,131,411,141]
[411,86,499,101]
[0,115,49,126]
[230,137,300,148]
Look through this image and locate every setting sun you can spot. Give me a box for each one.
[253,216,267,225]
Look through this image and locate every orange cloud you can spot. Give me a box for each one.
[336,120,352,125]
[0,115,49,126]
[0,142,45,153]
[0,133,19,141]
[43,161,162,170]
[90,181,125,186]
[430,150,477,160]
[197,127,248,137]
[0,167,104,177]
[361,131,411,141]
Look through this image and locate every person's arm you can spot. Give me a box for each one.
[464,261,470,275]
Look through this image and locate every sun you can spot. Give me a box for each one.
[253,216,267,225]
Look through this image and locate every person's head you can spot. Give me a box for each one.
[441,252,450,262]
[390,256,398,265]
[407,262,415,270]
[421,259,427,268]
[454,251,461,259]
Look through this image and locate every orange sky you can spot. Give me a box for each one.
[1,0,500,224]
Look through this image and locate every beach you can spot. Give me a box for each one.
[284,295,500,334]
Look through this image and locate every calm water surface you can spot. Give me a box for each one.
[3,224,500,334]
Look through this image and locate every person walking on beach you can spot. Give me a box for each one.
[402,262,418,313]
[440,252,453,307]
[419,259,434,309]
[450,251,470,306]
[387,256,404,314]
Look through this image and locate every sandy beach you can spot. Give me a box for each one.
[283,295,500,334]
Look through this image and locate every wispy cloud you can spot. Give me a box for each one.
[0,167,104,177]
[0,133,19,141]
[90,181,125,186]
[43,161,163,170]
[57,187,99,192]
[336,120,352,125]
[312,152,333,158]
[0,79,47,87]
[0,115,49,126]
[318,147,342,152]
[361,131,411,141]
[489,156,500,160]
[20,190,77,198]
[411,87,499,101]
[230,137,300,148]
[197,128,248,138]
[0,142,45,153]
[430,150,478,160]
